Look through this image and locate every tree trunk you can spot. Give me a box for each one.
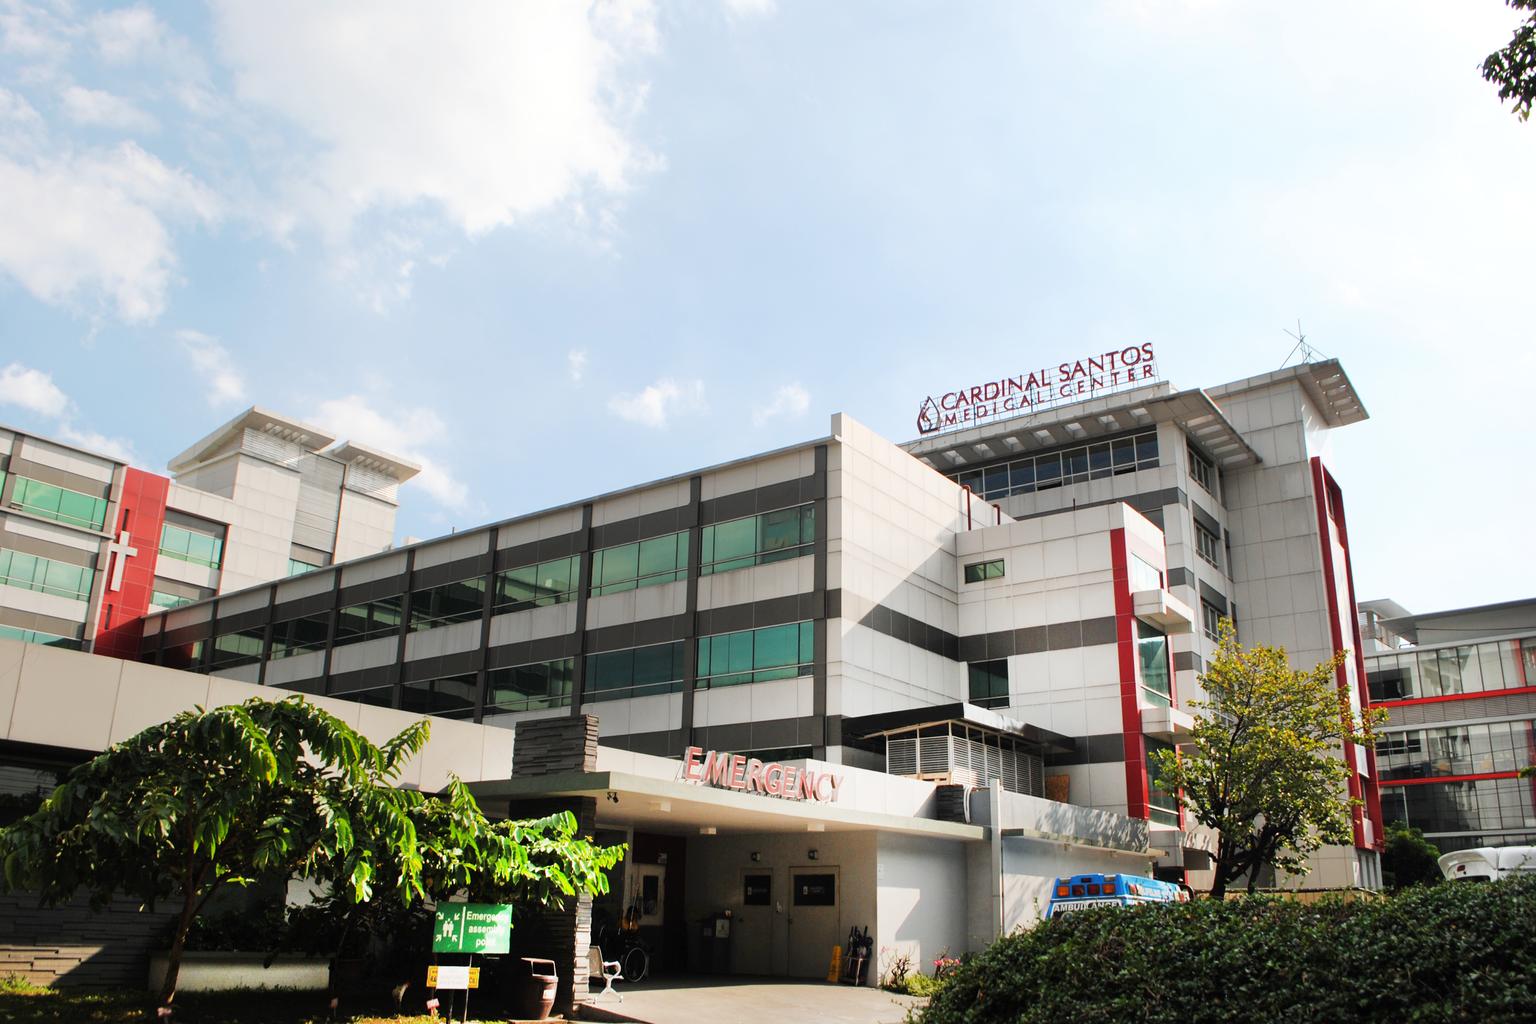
[157,886,200,1014]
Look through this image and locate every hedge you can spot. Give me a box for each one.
[917,877,1536,1024]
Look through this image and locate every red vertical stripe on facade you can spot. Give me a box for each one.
[1110,527,1150,818]
[1308,457,1376,851]
[93,468,169,660]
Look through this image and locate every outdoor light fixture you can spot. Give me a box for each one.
[808,849,819,860]
[807,822,825,832]
[751,851,762,862]
[607,791,619,804]
[700,826,718,836]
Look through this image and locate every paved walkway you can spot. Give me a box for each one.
[578,975,924,1024]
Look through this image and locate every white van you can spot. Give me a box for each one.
[1437,846,1536,882]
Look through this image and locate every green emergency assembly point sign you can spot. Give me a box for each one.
[432,903,512,954]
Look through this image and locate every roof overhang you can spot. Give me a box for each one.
[1205,358,1367,429]
[470,770,986,842]
[169,406,336,472]
[329,441,422,483]
[841,702,1077,756]
[902,386,1261,472]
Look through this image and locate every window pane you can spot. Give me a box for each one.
[1034,454,1061,488]
[712,518,756,563]
[800,505,817,545]
[638,534,680,578]
[598,544,639,587]
[1065,448,1088,481]
[1088,443,1112,478]
[1112,437,1135,470]
[1437,649,1463,696]
[799,621,815,663]
[759,508,803,554]
[754,624,798,670]
[1458,645,1483,694]
[1478,643,1505,691]
[982,466,1008,498]
[727,631,754,674]
[1009,460,1035,492]
[1136,432,1159,467]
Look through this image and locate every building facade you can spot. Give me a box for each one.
[0,407,418,661]
[902,357,1382,887]
[1363,598,1536,854]
[0,356,1385,994]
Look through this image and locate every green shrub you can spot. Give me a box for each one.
[905,972,946,997]
[916,877,1536,1024]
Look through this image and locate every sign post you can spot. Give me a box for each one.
[431,904,510,1023]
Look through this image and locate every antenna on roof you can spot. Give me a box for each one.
[1280,320,1323,367]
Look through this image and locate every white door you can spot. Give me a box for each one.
[785,867,839,979]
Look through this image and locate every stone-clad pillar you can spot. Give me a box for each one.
[508,715,600,1014]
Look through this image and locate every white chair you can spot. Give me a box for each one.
[588,945,623,1003]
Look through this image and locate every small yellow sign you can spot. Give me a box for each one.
[826,944,842,983]
[426,965,480,990]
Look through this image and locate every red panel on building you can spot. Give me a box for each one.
[93,467,170,660]
[1110,527,1151,819]
[1309,456,1384,852]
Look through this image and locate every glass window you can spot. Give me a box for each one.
[287,559,321,577]
[1111,437,1136,473]
[585,642,685,702]
[1194,520,1221,569]
[1201,601,1222,641]
[485,658,574,716]
[208,626,264,668]
[409,575,486,631]
[1130,555,1162,592]
[1478,642,1506,691]
[1366,656,1414,702]
[1065,448,1089,484]
[11,478,108,531]
[1418,650,1443,698]
[1145,737,1180,826]
[700,505,815,577]
[1187,442,1216,494]
[696,621,816,689]
[982,465,1009,498]
[334,595,403,645]
[968,660,1009,709]
[0,623,82,649]
[1034,453,1062,490]
[1138,621,1171,707]
[400,674,478,719]
[270,611,331,659]
[160,522,225,569]
[591,531,689,595]
[957,469,983,494]
[1436,648,1464,696]
[963,559,1005,584]
[1010,459,1036,492]
[493,555,580,612]
[1456,645,1484,694]
[1136,432,1160,469]
[0,549,93,601]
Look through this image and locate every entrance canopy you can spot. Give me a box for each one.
[471,754,985,843]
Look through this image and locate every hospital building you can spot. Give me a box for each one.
[0,351,1383,1004]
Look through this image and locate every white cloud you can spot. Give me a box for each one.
[568,348,588,383]
[209,0,659,243]
[608,377,706,429]
[0,362,68,417]
[0,141,221,321]
[174,329,246,406]
[723,0,777,20]
[88,5,169,64]
[60,84,157,132]
[0,86,42,129]
[310,394,471,512]
[752,382,810,426]
[0,361,138,462]
[55,423,137,464]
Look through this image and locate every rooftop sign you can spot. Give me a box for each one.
[916,343,1158,436]
[680,746,843,802]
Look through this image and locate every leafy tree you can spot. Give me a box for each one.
[0,696,623,1013]
[1149,620,1384,899]
[1381,820,1442,891]
[1484,0,1536,121]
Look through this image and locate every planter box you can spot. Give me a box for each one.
[147,951,329,992]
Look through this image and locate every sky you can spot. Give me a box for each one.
[0,0,1531,615]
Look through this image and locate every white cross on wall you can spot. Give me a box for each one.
[105,530,138,592]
